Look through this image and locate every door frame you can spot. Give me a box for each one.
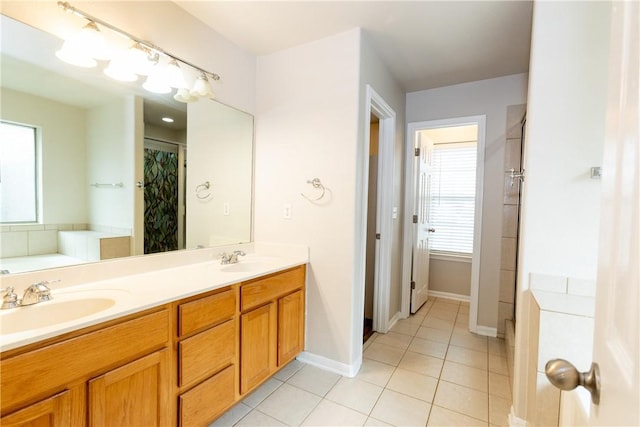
[357,85,396,339]
[401,115,486,333]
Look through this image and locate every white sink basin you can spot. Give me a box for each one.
[0,289,127,335]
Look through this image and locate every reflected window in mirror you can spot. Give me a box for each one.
[0,120,39,223]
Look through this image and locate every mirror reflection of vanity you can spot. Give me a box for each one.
[0,13,253,275]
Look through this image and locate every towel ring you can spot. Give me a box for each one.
[196,181,211,200]
[301,178,326,202]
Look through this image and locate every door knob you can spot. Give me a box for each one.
[428,228,435,232]
[545,359,600,404]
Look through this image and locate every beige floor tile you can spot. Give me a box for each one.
[489,372,512,399]
[434,380,489,422]
[301,399,367,426]
[488,338,507,356]
[286,364,341,397]
[356,358,395,387]
[458,303,470,314]
[450,330,488,353]
[408,337,448,359]
[363,333,377,351]
[422,316,455,332]
[272,359,305,381]
[364,417,392,426]
[427,308,457,322]
[446,345,488,370]
[455,312,470,325]
[427,405,488,427]
[363,342,406,366]
[234,409,286,427]
[405,312,427,325]
[415,326,452,344]
[373,331,413,350]
[386,367,438,402]
[325,377,384,414]
[210,402,252,427]
[241,378,284,408]
[440,360,488,392]
[489,354,509,376]
[370,389,431,427]
[256,383,321,426]
[489,394,511,427]
[398,350,444,378]
[390,320,420,336]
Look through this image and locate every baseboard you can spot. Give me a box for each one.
[296,351,360,378]
[508,406,530,427]
[474,325,498,337]
[386,310,402,332]
[427,290,470,303]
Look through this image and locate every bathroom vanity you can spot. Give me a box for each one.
[0,249,307,427]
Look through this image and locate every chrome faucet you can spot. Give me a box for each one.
[21,281,53,306]
[220,251,246,265]
[0,287,19,309]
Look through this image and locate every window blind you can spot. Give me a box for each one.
[429,142,477,255]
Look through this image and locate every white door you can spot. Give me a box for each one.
[588,2,639,425]
[410,132,434,313]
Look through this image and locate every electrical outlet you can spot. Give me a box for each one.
[283,203,292,219]
[223,202,230,216]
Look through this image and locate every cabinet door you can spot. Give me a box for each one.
[0,390,70,427]
[88,349,169,427]
[278,290,305,366]
[240,302,277,394]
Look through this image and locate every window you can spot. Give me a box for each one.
[0,121,38,223]
[429,141,477,255]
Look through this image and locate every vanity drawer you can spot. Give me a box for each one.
[241,266,305,311]
[179,364,235,427]
[178,288,235,336]
[179,319,235,387]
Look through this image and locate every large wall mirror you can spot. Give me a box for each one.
[0,14,253,274]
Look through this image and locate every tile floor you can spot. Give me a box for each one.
[211,298,512,427]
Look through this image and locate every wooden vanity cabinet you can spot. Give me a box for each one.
[0,390,71,427]
[239,266,306,394]
[0,308,171,427]
[174,286,238,426]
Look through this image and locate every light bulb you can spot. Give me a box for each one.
[165,60,186,89]
[142,65,171,94]
[104,53,138,82]
[55,21,109,67]
[190,73,214,98]
[174,88,199,103]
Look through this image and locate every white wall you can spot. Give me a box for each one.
[86,97,138,233]
[406,73,529,329]
[254,29,361,371]
[512,1,610,421]
[1,87,88,225]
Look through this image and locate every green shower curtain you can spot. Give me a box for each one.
[144,148,179,254]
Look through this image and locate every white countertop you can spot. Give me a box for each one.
[0,246,308,352]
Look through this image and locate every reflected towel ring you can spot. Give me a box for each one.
[196,181,211,200]
[301,178,326,202]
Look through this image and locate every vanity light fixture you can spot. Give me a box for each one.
[191,73,215,99]
[55,21,107,67]
[57,1,220,102]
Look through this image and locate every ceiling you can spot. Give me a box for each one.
[175,1,533,92]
